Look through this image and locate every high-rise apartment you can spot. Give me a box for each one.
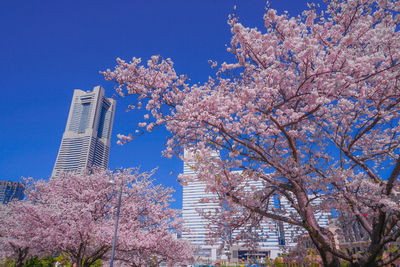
[52,86,116,177]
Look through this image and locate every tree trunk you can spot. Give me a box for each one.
[348,249,383,267]
[74,258,82,267]
[297,191,342,267]
[77,259,93,267]
[14,247,28,267]
[312,242,341,267]
[306,222,342,267]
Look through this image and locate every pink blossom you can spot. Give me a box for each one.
[103,0,400,265]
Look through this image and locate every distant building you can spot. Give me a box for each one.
[0,181,24,204]
[329,214,370,254]
[52,86,116,177]
[181,150,221,261]
[181,150,329,264]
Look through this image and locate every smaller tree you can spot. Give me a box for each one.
[0,197,56,267]
[0,202,36,267]
[0,169,192,267]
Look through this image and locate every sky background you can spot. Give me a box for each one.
[0,0,313,209]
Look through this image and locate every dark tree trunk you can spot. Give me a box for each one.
[14,246,28,267]
[313,242,342,267]
[306,224,342,267]
[297,191,342,267]
[348,247,384,267]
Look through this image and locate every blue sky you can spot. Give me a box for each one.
[0,0,312,209]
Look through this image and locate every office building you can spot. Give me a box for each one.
[181,150,221,260]
[181,150,329,263]
[0,181,25,204]
[52,86,116,177]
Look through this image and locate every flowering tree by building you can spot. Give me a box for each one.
[103,0,400,266]
[0,169,192,267]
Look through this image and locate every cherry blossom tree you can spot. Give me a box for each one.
[0,169,192,267]
[103,0,400,266]
[0,201,41,267]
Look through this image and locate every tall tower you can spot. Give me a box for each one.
[52,86,116,177]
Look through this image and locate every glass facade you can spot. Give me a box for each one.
[0,181,24,204]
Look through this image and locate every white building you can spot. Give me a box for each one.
[181,150,221,261]
[181,150,329,263]
[52,86,116,177]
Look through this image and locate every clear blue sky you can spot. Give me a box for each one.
[0,0,312,209]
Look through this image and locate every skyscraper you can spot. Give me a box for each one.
[52,86,116,177]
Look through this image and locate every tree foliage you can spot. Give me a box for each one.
[0,169,192,267]
[103,0,400,266]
